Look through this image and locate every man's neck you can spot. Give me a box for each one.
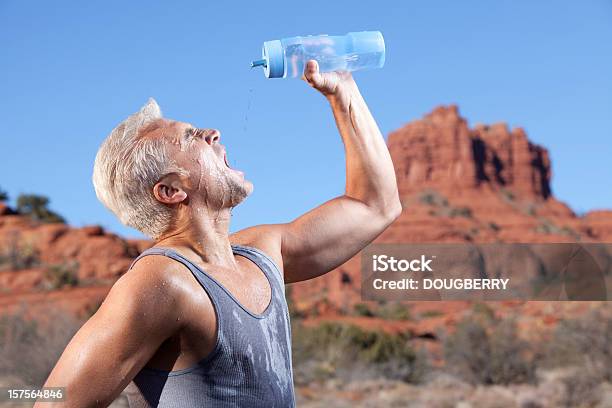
[155,206,237,269]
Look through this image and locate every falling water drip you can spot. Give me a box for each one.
[243,88,254,134]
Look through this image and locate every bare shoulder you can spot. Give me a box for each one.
[116,255,186,298]
[230,224,285,272]
[105,255,193,325]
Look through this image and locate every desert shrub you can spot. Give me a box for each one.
[353,303,375,317]
[500,189,515,202]
[376,302,412,320]
[448,206,473,218]
[0,308,83,386]
[0,232,40,271]
[542,310,612,382]
[292,321,427,384]
[418,190,449,207]
[471,302,496,320]
[420,309,444,319]
[16,194,65,224]
[43,262,80,289]
[418,190,473,219]
[525,203,537,216]
[558,368,603,408]
[352,302,412,320]
[443,316,535,385]
[535,220,560,235]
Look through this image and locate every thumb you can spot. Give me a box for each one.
[302,59,322,85]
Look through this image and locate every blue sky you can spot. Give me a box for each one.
[1,1,611,238]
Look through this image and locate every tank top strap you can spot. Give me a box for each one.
[129,247,230,299]
[128,247,175,270]
[127,246,281,318]
[231,244,286,293]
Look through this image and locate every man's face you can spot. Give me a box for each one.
[143,119,253,209]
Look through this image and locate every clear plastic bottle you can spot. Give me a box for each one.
[251,31,385,79]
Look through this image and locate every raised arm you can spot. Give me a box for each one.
[278,60,401,283]
[35,258,184,407]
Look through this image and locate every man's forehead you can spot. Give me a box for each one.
[140,119,192,138]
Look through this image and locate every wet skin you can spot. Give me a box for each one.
[38,60,402,407]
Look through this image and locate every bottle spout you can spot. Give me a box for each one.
[251,58,267,68]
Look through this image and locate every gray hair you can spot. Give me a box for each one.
[92,98,186,239]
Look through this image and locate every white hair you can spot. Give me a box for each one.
[92,98,186,239]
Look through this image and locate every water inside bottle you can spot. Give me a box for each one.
[283,39,383,78]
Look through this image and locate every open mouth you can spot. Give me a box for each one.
[223,150,243,177]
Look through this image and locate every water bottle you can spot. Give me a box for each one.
[251,31,385,79]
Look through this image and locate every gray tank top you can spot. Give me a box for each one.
[123,245,295,407]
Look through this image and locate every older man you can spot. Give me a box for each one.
[39,60,401,407]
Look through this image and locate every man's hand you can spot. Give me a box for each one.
[302,60,358,105]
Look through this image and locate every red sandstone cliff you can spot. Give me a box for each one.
[289,105,612,315]
[1,105,611,326]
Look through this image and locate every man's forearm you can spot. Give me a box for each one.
[327,82,401,216]
[278,63,402,283]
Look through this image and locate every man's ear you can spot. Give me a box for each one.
[153,174,188,205]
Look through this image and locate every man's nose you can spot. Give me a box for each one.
[204,129,220,145]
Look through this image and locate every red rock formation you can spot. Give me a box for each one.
[1,105,611,334]
[0,213,151,316]
[290,105,612,315]
[388,105,553,200]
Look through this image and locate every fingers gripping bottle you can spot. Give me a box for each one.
[251,31,385,79]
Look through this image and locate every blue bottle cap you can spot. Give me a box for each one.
[347,31,386,69]
[262,40,284,78]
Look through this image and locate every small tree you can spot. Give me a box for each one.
[0,187,8,202]
[16,194,65,224]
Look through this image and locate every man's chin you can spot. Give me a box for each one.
[244,179,254,195]
[241,179,254,199]
[230,179,254,208]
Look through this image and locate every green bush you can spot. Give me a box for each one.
[0,232,40,271]
[353,303,375,317]
[418,189,449,207]
[0,308,82,386]
[418,190,473,219]
[420,310,444,319]
[443,316,535,385]
[292,321,427,384]
[16,194,65,224]
[542,310,612,382]
[376,302,412,321]
[500,189,515,202]
[352,302,412,320]
[488,222,501,232]
[448,206,473,218]
[44,262,80,289]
